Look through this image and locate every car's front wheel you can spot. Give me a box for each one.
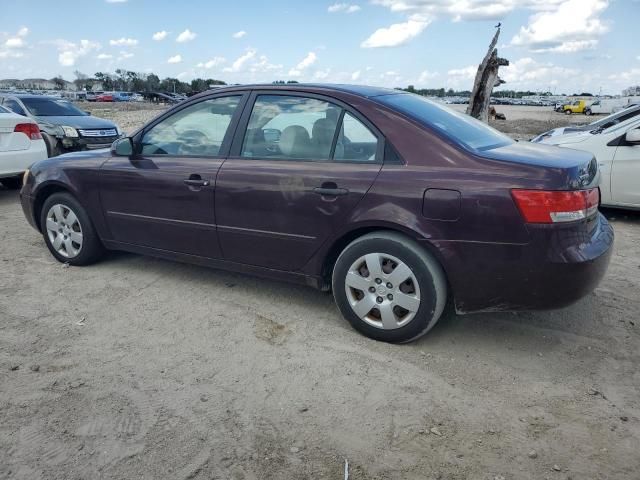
[40,192,104,265]
[332,232,447,343]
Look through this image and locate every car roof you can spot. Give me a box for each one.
[1,94,62,100]
[195,83,403,99]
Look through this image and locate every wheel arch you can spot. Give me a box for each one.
[319,223,453,297]
[32,182,76,232]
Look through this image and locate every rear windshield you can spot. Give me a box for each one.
[21,97,87,117]
[376,93,513,151]
[0,105,9,113]
[590,105,640,129]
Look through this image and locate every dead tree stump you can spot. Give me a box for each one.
[466,28,509,123]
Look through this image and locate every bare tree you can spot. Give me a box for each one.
[466,28,509,123]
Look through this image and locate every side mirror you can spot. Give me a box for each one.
[111,137,134,156]
[625,128,640,144]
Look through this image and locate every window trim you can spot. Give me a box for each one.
[229,90,385,164]
[132,91,250,159]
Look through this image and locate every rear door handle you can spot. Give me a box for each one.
[184,174,209,187]
[313,187,349,196]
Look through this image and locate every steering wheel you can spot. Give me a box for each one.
[177,129,212,156]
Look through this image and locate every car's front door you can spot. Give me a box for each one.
[611,124,640,207]
[99,93,246,258]
[215,92,384,271]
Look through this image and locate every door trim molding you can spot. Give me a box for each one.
[106,211,217,231]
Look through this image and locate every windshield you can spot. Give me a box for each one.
[21,97,87,117]
[376,93,513,151]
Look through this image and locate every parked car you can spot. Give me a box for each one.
[532,104,640,143]
[96,93,114,102]
[86,91,103,102]
[0,105,47,189]
[20,84,613,343]
[0,94,122,157]
[561,100,588,115]
[113,92,132,102]
[539,115,640,210]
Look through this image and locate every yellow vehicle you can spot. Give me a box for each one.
[562,100,588,115]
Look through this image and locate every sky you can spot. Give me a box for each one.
[0,0,638,94]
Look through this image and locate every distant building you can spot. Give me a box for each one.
[623,86,640,96]
[0,78,76,91]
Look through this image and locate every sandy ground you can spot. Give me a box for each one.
[1,102,639,480]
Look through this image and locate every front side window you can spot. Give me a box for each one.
[141,96,241,156]
[334,112,379,162]
[241,95,341,160]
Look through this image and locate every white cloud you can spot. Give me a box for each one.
[328,3,361,13]
[223,49,256,72]
[17,27,29,37]
[511,0,609,53]
[5,38,24,48]
[176,29,197,43]
[417,70,439,85]
[232,31,247,39]
[608,68,640,83]
[105,0,128,3]
[152,31,168,41]
[370,0,568,22]
[119,51,134,59]
[249,55,282,74]
[167,54,182,64]
[361,15,431,48]
[55,39,101,67]
[196,57,226,68]
[109,37,138,47]
[499,57,580,89]
[96,53,113,59]
[288,51,317,76]
[351,70,361,80]
[314,68,331,80]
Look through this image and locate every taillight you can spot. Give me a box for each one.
[511,188,599,224]
[14,123,42,140]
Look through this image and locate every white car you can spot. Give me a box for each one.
[540,115,640,209]
[0,105,47,189]
[532,104,640,143]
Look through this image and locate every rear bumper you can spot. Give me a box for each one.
[430,213,614,313]
[0,141,47,177]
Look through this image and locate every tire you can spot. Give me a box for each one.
[332,231,447,343]
[585,109,592,116]
[564,109,572,115]
[40,192,104,266]
[1,176,22,190]
[42,133,62,158]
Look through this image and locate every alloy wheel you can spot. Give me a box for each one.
[344,253,421,330]
[45,204,83,259]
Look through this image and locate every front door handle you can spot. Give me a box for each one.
[313,182,349,196]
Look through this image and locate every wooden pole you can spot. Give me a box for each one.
[466,28,509,123]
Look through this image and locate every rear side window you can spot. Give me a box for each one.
[241,95,341,160]
[3,99,26,116]
[376,93,513,151]
[334,112,378,162]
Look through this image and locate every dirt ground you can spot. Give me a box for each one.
[1,102,639,480]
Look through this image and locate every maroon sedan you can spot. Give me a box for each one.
[20,84,613,343]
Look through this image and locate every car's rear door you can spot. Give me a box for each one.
[214,91,383,271]
[99,93,247,258]
[611,123,640,207]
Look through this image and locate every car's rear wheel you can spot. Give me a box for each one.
[40,192,104,266]
[332,231,447,343]
[565,109,572,115]
[1,176,22,190]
